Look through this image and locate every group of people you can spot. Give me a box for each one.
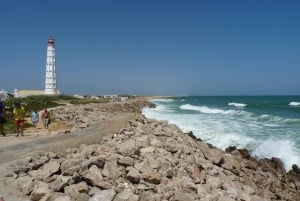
[0,100,51,137]
[31,108,50,129]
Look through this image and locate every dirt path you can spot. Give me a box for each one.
[0,112,136,166]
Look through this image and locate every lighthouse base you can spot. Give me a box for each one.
[45,89,57,95]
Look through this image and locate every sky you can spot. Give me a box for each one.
[1,0,300,96]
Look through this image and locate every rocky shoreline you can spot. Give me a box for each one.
[1,98,300,201]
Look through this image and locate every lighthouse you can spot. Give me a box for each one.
[45,36,57,95]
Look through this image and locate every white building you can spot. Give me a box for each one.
[45,36,58,95]
[73,94,84,99]
[104,95,118,99]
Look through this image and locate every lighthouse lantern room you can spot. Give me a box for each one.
[45,36,57,95]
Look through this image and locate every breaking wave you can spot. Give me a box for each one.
[152,98,175,103]
[289,102,300,106]
[180,104,234,114]
[252,138,300,170]
[228,102,247,107]
[179,104,300,124]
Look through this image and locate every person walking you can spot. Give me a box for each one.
[13,102,25,137]
[0,100,5,136]
[41,108,50,129]
[31,110,39,128]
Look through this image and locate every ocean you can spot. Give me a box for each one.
[142,96,300,170]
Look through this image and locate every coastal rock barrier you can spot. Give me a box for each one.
[48,99,156,133]
[2,98,300,201]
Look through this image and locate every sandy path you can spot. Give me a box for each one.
[0,112,135,166]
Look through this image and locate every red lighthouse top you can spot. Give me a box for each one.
[48,36,55,45]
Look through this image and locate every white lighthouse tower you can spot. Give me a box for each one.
[45,36,57,95]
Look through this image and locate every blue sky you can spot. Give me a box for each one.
[1,0,300,95]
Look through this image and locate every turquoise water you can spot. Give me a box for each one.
[142,96,300,170]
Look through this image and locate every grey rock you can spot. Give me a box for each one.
[49,175,71,192]
[16,176,34,195]
[126,167,140,184]
[116,139,139,156]
[139,191,161,201]
[250,195,265,201]
[30,181,52,201]
[82,165,111,189]
[113,188,138,201]
[89,189,116,201]
[117,156,135,167]
[102,160,123,180]
[200,143,224,165]
[53,196,72,201]
[142,170,161,184]
[61,158,86,175]
[64,181,89,194]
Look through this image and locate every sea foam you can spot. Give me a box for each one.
[252,138,300,170]
[228,102,247,107]
[152,98,174,103]
[180,104,233,114]
[289,102,300,106]
[257,114,300,124]
[153,104,174,113]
